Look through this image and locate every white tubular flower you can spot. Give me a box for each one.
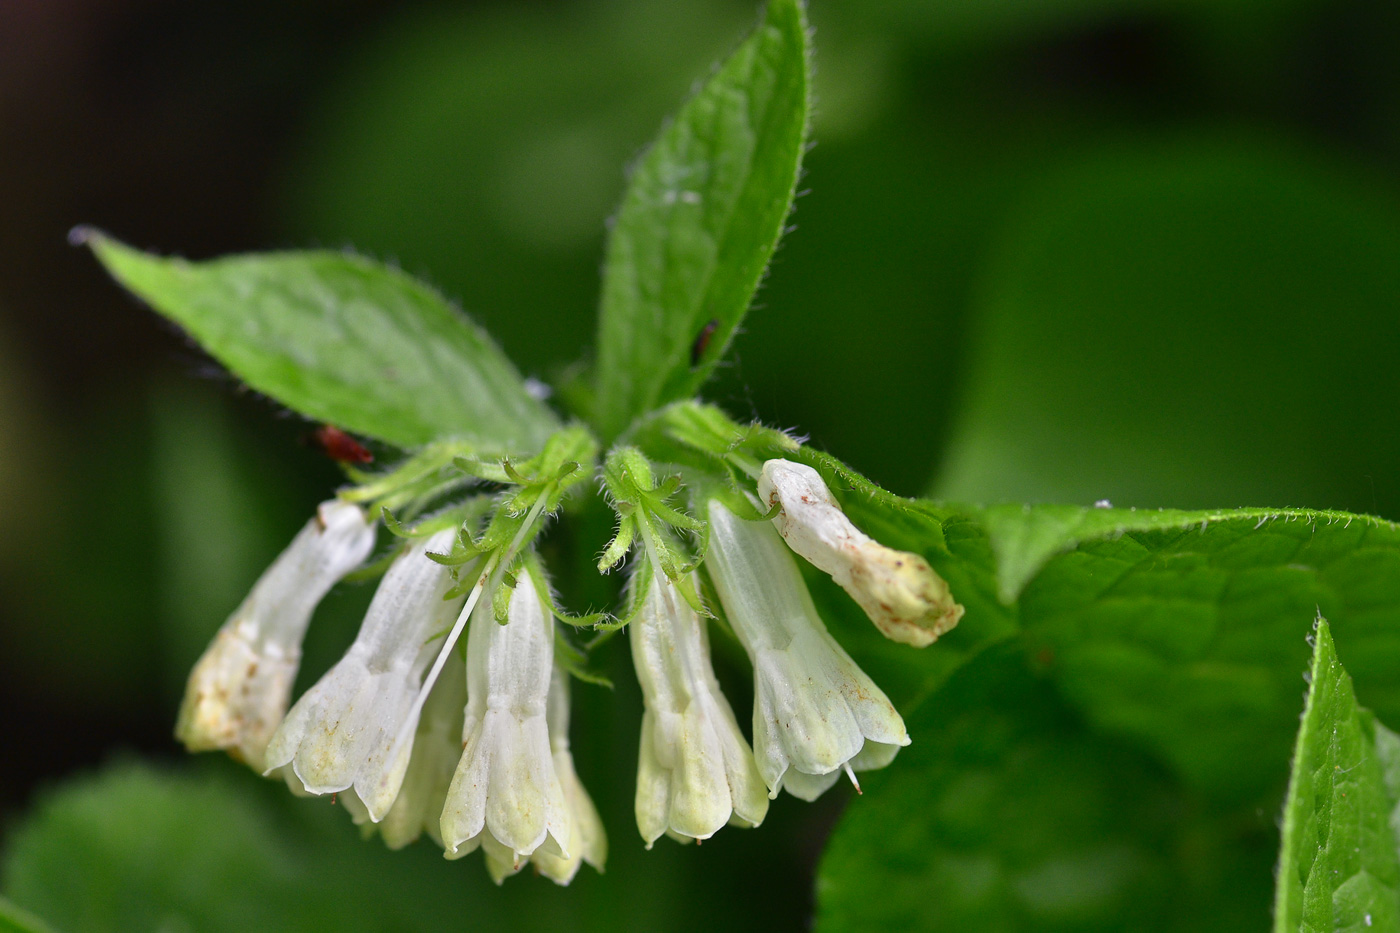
[631,573,769,845]
[530,665,607,884]
[175,499,376,771]
[263,528,464,821]
[364,652,467,850]
[705,500,909,801]
[440,570,570,877]
[757,459,964,648]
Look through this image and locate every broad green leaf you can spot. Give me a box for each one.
[999,505,1400,798]
[592,0,810,439]
[0,899,55,933]
[83,232,559,451]
[1274,619,1400,933]
[772,447,1400,805]
[816,643,1276,932]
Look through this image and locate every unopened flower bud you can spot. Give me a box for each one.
[175,499,376,770]
[758,459,963,647]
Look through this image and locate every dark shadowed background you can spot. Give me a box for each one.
[1,0,1397,929]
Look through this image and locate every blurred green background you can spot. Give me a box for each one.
[0,0,1397,929]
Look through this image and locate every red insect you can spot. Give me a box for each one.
[691,318,719,366]
[313,424,373,464]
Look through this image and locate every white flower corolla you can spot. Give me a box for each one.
[525,666,607,884]
[757,459,964,648]
[705,500,909,801]
[263,528,464,820]
[631,573,769,845]
[349,652,467,850]
[440,571,570,877]
[175,499,376,771]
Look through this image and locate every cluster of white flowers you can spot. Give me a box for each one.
[177,450,962,883]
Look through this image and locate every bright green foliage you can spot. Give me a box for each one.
[592,0,809,439]
[1275,620,1400,933]
[1005,507,1400,799]
[82,231,558,451]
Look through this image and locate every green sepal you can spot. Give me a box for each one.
[597,514,637,573]
[554,629,613,689]
[338,549,397,585]
[592,560,655,633]
[524,552,611,629]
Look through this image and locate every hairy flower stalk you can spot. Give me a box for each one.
[175,499,376,770]
[758,459,963,647]
[264,528,466,819]
[440,568,580,879]
[632,572,769,845]
[705,499,910,800]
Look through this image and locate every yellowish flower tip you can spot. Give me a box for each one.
[175,500,376,770]
[757,458,965,647]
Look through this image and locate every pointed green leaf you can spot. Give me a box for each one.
[83,231,558,450]
[1275,619,1400,932]
[592,0,810,439]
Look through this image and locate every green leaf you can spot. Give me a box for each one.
[1274,619,1400,933]
[935,136,1400,517]
[816,643,1276,932]
[997,504,1400,799]
[82,231,559,451]
[0,898,56,933]
[592,0,810,439]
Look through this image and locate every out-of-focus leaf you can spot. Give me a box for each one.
[1274,619,1400,932]
[1,763,350,932]
[936,136,1400,517]
[148,384,306,698]
[816,643,1274,932]
[0,898,56,933]
[0,757,826,933]
[83,232,558,451]
[593,0,810,438]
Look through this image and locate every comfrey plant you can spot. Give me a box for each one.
[79,0,963,885]
[74,0,1400,924]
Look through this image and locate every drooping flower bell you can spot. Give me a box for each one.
[705,499,910,800]
[263,528,466,820]
[348,651,467,850]
[175,499,376,771]
[440,567,599,882]
[631,572,769,845]
[528,665,607,884]
[758,458,963,647]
